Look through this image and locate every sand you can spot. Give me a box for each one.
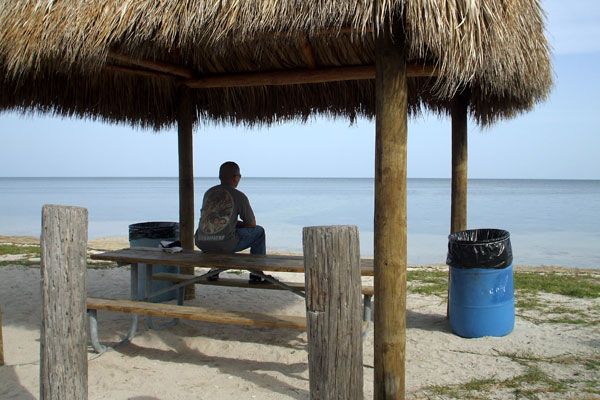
[0,237,599,399]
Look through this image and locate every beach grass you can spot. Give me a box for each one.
[0,243,40,256]
[406,269,599,299]
[515,271,600,298]
[422,351,600,399]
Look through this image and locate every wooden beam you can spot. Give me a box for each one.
[104,64,174,80]
[185,65,374,88]
[185,64,435,89]
[108,52,195,79]
[106,61,435,87]
[40,205,88,400]
[90,248,376,275]
[374,26,408,400]
[304,226,363,399]
[300,35,318,69]
[177,87,195,299]
[451,92,469,233]
[87,298,306,330]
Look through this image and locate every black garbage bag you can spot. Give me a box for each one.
[446,229,513,269]
[129,222,179,241]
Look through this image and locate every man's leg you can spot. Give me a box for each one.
[234,226,266,282]
[235,226,266,255]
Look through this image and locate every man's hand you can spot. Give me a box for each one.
[237,219,256,228]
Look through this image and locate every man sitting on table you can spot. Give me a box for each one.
[194,161,267,283]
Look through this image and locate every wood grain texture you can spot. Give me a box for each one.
[90,248,375,276]
[0,305,4,366]
[40,205,88,400]
[303,225,363,399]
[451,92,469,233]
[152,272,375,295]
[374,27,408,399]
[300,35,318,69]
[177,87,196,299]
[87,298,306,330]
[108,52,195,79]
[184,64,435,89]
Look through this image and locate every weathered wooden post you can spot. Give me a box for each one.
[374,13,409,399]
[448,92,469,318]
[303,225,363,400]
[451,92,469,233]
[40,205,88,400]
[177,87,196,299]
[0,305,4,366]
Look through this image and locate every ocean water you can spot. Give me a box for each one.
[1,177,599,268]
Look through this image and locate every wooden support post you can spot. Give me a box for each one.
[0,305,4,366]
[177,87,195,299]
[40,205,88,400]
[451,92,469,233]
[303,225,363,400]
[374,25,408,400]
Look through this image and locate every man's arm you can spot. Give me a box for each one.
[237,192,256,228]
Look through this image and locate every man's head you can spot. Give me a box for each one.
[219,161,241,187]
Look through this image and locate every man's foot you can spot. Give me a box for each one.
[207,270,220,281]
[249,273,267,284]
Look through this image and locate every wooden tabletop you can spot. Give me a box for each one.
[91,247,374,276]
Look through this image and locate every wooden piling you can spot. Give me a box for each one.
[40,205,88,400]
[0,305,4,366]
[451,92,469,233]
[374,24,408,399]
[303,225,363,400]
[177,87,195,299]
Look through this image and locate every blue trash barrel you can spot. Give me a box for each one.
[446,229,514,338]
[129,222,180,303]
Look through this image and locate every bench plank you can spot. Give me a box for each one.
[151,272,375,296]
[87,297,306,331]
[90,248,374,276]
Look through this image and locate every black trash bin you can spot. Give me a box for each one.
[446,228,514,338]
[129,222,180,302]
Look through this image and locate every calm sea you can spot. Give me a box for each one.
[1,177,599,268]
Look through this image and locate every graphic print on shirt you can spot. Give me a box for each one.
[200,187,234,235]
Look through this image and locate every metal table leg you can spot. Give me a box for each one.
[123,263,139,342]
[362,294,373,338]
[88,263,140,353]
[88,309,107,353]
[363,295,373,322]
[143,263,178,330]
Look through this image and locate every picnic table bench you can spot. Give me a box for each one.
[88,248,375,352]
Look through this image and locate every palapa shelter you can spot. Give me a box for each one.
[0,1,551,398]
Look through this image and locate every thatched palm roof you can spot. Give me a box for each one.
[0,1,551,129]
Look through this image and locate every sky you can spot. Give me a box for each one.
[0,1,599,180]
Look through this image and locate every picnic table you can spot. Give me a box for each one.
[88,248,375,353]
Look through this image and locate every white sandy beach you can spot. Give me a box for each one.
[0,237,599,399]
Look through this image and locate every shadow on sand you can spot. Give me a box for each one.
[0,365,37,400]
[407,309,451,333]
[111,336,310,400]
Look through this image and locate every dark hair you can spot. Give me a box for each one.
[219,161,240,181]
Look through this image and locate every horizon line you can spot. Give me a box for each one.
[1,176,599,181]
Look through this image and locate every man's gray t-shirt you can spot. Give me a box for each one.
[194,184,255,253]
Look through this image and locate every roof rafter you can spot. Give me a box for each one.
[106,52,437,88]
